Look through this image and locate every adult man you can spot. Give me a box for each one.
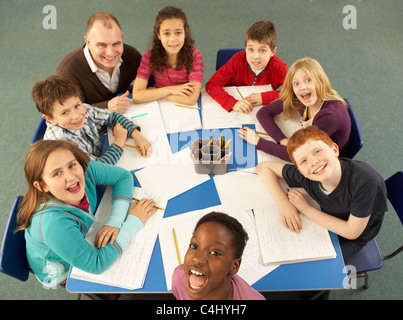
[57,12,141,113]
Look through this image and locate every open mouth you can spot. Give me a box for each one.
[67,182,81,194]
[300,92,311,100]
[313,164,327,175]
[187,269,208,292]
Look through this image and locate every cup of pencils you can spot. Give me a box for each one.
[190,136,231,175]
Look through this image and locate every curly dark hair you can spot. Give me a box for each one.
[193,212,249,259]
[149,6,195,75]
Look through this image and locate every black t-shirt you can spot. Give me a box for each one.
[282,158,387,246]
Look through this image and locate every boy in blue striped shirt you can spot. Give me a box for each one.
[31,75,151,165]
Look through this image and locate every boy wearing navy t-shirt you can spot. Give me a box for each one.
[257,126,387,263]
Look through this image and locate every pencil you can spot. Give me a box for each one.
[125,144,149,152]
[242,127,268,136]
[222,139,232,150]
[172,228,181,264]
[132,197,164,211]
[175,104,201,110]
[236,87,244,99]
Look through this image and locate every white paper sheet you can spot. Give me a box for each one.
[213,171,277,211]
[254,204,336,266]
[158,99,202,134]
[108,101,173,171]
[134,161,210,199]
[69,186,168,290]
[158,205,278,291]
[201,85,272,129]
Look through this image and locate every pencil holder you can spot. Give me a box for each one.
[190,138,230,175]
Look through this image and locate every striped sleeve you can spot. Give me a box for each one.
[136,49,152,81]
[105,112,140,137]
[188,48,204,83]
[97,144,123,165]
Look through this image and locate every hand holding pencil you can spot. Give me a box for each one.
[238,127,261,146]
[129,198,158,224]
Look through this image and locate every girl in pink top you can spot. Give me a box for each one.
[132,6,203,106]
[172,212,265,300]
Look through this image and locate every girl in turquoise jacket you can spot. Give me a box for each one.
[17,140,156,288]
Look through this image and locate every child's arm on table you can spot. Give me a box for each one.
[257,161,302,233]
[287,189,370,240]
[132,78,200,105]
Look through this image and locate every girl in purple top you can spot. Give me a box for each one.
[132,6,203,106]
[239,57,351,162]
[172,212,265,300]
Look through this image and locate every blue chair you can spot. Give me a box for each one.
[215,48,244,71]
[346,171,403,289]
[31,117,47,144]
[0,196,30,282]
[383,171,403,259]
[343,98,364,159]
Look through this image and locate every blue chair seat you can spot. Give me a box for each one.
[0,196,30,282]
[31,117,47,144]
[215,48,244,71]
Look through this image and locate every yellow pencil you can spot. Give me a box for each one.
[172,228,181,264]
[236,87,244,99]
[132,197,164,211]
[175,104,201,110]
[222,139,232,150]
[242,127,268,136]
[125,144,149,152]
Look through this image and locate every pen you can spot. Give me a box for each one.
[175,104,201,110]
[172,228,181,264]
[132,197,164,211]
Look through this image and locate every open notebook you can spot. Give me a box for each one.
[254,202,337,266]
[69,186,168,290]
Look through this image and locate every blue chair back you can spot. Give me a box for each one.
[31,117,47,144]
[0,196,30,282]
[385,171,403,226]
[343,98,363,159]
[215,48,244,71]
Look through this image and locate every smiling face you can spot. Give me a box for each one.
[43,96,86,131]
[84,20,124,74]
[183,221,241,300]
[293,139,341,185]
[157,18,186,59]
[245,39,276,72]
[34,148,85,205]
[292,68,322,108]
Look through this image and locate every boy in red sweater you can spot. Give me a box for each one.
[206,20,288,113]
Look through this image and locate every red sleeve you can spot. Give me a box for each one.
[205,53,242,112]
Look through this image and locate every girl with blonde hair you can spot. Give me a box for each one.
[240,57,351,162]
